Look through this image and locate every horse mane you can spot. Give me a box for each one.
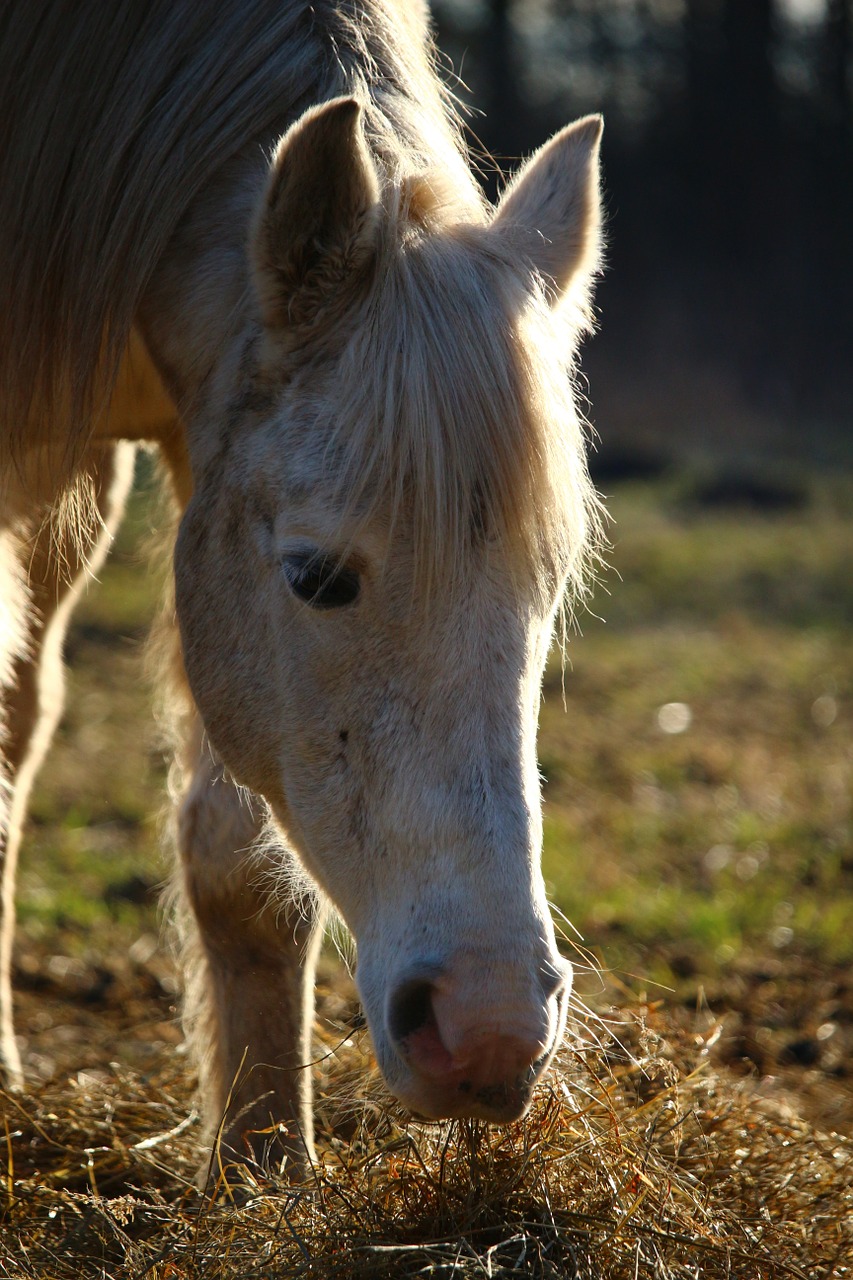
[326,206,603,608]
[0,0,471,477]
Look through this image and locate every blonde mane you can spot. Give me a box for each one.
[0,0,470,471]
[324,209,602,604]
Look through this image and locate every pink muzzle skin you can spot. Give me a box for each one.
[386,964,567,1121]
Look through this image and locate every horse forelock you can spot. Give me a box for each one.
[320,217,604,611]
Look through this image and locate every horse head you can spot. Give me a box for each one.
[174,97,604,1123]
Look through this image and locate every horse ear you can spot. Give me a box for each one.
[252,97,381,332]
[491,115,603,303]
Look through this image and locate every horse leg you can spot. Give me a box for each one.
[155,430,325,1179]
[0,532,30,1086]
[110,333,322,1177]
[171,711,324,1178]
[0,443,135,1085]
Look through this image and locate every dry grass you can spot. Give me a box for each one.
[3,1003,850,1279]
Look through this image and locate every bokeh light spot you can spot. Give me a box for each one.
[657,701,692,734]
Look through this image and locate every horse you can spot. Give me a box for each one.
[0,0,604,1176]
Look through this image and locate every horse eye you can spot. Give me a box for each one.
[282,554,360,609]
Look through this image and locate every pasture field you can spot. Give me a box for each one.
[4,457,852,1276]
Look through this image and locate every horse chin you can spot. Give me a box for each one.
[398,1079,538,1125]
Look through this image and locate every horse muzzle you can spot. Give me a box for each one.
[377,953,571,1121]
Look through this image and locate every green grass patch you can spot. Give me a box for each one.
[541,476,853,990]
[18,470,853,999]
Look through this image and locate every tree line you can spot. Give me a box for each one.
[434,0,852,465]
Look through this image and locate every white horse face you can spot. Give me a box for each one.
[176,423,568,1120]
[175,98,603,1121]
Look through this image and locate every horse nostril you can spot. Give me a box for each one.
[388,979,436,1045]
[540,958,570,1001]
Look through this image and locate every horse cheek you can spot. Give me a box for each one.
[174,497,283,801]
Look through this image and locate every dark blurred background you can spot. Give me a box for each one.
[432,0,852,478]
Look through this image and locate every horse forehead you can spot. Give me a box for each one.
[240,418,556,593]
[229,407,335,500]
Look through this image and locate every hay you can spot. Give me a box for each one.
[2,1004,851,1279]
